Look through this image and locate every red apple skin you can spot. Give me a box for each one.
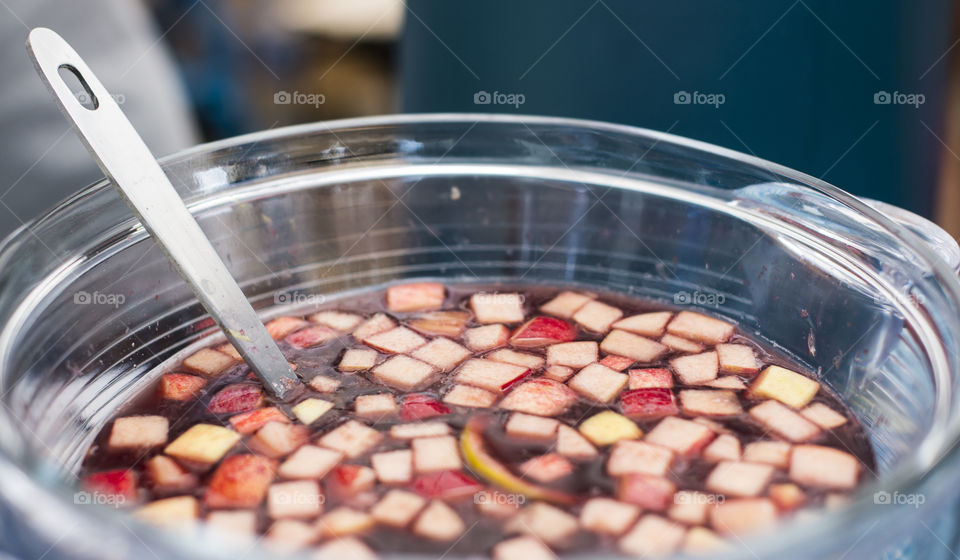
[84,469,138,502]
[401,394,452,421]
[327,464,374,497]
[510,316,578,348]
[618,474,677,511]
[600,355,635,372]
[410,470,483,500]
[229,407,290,434]
[205,454,276,508]
[207,383,265,414]
[285,325,336,349]
[158,374,206,401]
[628,368,674,389]
[620,388,679,419]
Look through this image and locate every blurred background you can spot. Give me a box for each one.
[2,0,959,237]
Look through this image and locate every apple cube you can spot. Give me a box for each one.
[569,363,628,403]
[492,536,555,560]
[599,354,635,372]
[628,368,673,389]
[679,389,743,416]
[411,337,472,371]
[205,454,276,508]
[748,365,820,408]
[456,359,529,393]
[608,440,674,477]
[314,537,377,560]
[338,348,378,372]
[268,480,323,519]
[363,326,427,354]
[410,470,482,500]
[318,507,374,537]
[373,355,437,391]
[133,496,198,527]
[206,510,257,536]
[660,334,705,354]
[83,469,137,502]
[487,349,545,370]
[355,393,398,419]
[443,384,497,408]
[510,316,577,348]
[695,417,731,434]
[618,515,686,557]
[801,402,849,429]
[310,310,363,332]
[264,520,318,552]
[645,417,715,456]
[705,376,748,390]
[505,412,559,440]
[716,344,760,376]
[540,291,594,318]
[683,526,729,554]
[706,461,774,497]
[620,388,679,419]
[371,449,413,484]
[165,424,240,465]
[318,420,383,458]
[371,489,426,527]
[278,445,343,480]
[668,491,716,525]
[557,425,598,459]
[471,293,525,324]
[386,282,445,312]
[749,400,821,442]
[671,351,719,385]
[499,378,577,416]
[413,500,465,541]
[703,434,742,463]
[207,383,264,415]
[600,330,668,363]
[401,394,451,420]
[158,374,206,401]
[769,483,806,510]
[579,411,642,446]
[409,310,470,337]
[543,364,574,382]
[284,325,337,350]
[742,441,792,468]
[709,498,777,536]
[546,341,599,368]
[217,343,243,361]
[789,445,859,490]
[182,348,236,376]
[266,316,310,340]
[572,300,623,332]
[580,498,641,536]
[229,407,289,435]
[108,415,168,450]
[291,398,334,425]
[613,311,673,337]
[618,474,677,510]
[327,464,376,497]
[308,375,341,393]
[353,313,396,341]
[464,324,510,351]
[248,422,310,459]
[667,311,735,344]
[412,436,461,472]
[506,502,578,546]
[144,455,197,492]
[519,453,574,483]
[390,422,450,439]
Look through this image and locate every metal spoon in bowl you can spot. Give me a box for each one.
[26,28,300,400]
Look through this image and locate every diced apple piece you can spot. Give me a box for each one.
[668,491,716,525]
[182,348,235,376]
[355,393,397,419]
[371,449,413,484]
[217,343,243,361]
[601,330,668,363]
[412,436,461,472]
[748,365,820,408]
[278,445,343,480]
[284,325,337,349]
[540,291,594,318]
[292,398,334,425]
[704,376,748,390]
[308,375,341,393]
[620,388,679,419]
[789,445,859,490]
[801,402,849,429]
[645,417,715,456]
[318,507,374,537]
[318,420,383,458]
[371,489,426,527]
[683,526,729,554]
[487,349,545,370]
[510,316,577,348]
[265,520,318,551]
[205,454,276,508]
[456,359,529,393]
[749,400,821,442]
[706,461,774,497]
[579,411,642,446]
[568,363,628,403]
[716,344,760,376]
[327,464,376,497]
[373,355,437,390]
[546,341,598,368]
[492,536,555,560]
[133,496,198,527]
[628,368,673,389]
[363,326,427,354]
[229,407,289,435]
[83,469,137,502]
[144,455,197,492]
[618,474,677,510]
[386,282,445,312]
[158,374,206,401]
[207,383,264,415]
[703,434,741,462]
[409,310,470,337]
[608,440,674,477]
[679,389,743,416]
[519,453,574,483]
[543,364,574,382]
[268,480,323,519]
[695,417,731,434]
[400,394,451,420]
[557,425,598,459]
[444,384,497,408]
[108,415,168,450]
[769,483,806,510]
[671,351,718,385]
[742,441,792,468]
[505,412,559,440]
[613,311,673,337]
[310,310,363,332]
[471,293,525,324]
[410,337,471,372]
[266,316,309,340]
[660,334,705,354]
[353,313,396,341]
[667,311,735,344]
[464,324,510,351]
[580,498,641,536]
[599,354,634,372]
[165,424,240,465]
[314,537,377,560]
[249,422,310,458]
[413,500,465,541]
[709,498,777,536]
[338,348,378,372]
[390,422,450,440]
[618,515,686,557]
[573,300,623,332]
[410,470,483,500]
[500,378,577,416]
[206,510,256,536]
[506,502,579,546]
